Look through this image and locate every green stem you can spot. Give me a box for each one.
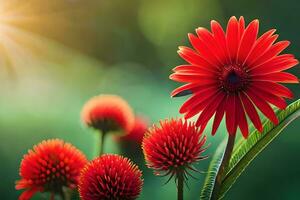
[99,130,106,156]
[60,187,72,200]
[58,191,65,200]
[211,134,236,200]
[60,193,66,200]
[177,170,184,200]
[50,193,55,200]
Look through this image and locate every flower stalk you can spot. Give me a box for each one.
[211,134,236,200]
[61,187,72,200]
[99,130,106,156]
[177,170,184,200]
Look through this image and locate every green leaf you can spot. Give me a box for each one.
[218,99,300,199]
[200,140,226,200]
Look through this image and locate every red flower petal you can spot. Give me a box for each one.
[171,83,200,97]
[169,73,215,83]
[188,32,222,67]
[195,92,225,127]
[238,16,245,38]
[179,86,218,113]
[250,86,287,109]
[225,95,237,135]
[195,28,224,65]
[245,30,277,66]
[178,47,214,70]
[237,19,259,63]
[211,20,230,64]
[236,95,249,138]
[172,65,211,73]
[226,16,240,61]
[250,54,298,75]
[252,72,299,83]
[240,92,263,132]
[249,41,290,69]
[252,81,294,99]
[211,96,227,136]
[183,91,220,118]
[245,90,279,124]
[171,67,214,75]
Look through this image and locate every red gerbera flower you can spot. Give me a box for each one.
[81,94,134,133]
[117,116,148,144]
[15,139,88,200]
[142,118,207,180]
[79,154,143,200]
[170,16,299,138]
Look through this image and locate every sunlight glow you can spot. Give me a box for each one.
[0,0,97,75]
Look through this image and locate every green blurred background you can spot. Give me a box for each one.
[0,0,299,199]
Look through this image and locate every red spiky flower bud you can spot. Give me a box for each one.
[15,139,88,200]
[79,154,143,200]
[81,94,134,133]
[142,118,208,181]
[117,116,148,144]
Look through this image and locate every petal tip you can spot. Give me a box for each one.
[273,117,279,125]
[211,129,217,136]
[178,46,184,50]
[242,133,248,139]
[229,16,238,21]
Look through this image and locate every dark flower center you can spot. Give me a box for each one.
[220,64,249,93]
[90,118,122,133]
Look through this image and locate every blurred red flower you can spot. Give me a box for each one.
[81,95,134,133]
[116,116,148,144]
[170,16,299,138]
[142,118,207,180]
[79,154,143,200]
[15,139,88,200]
